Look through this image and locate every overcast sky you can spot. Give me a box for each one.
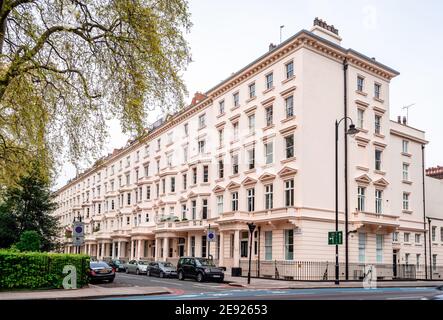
[55,0,443,189]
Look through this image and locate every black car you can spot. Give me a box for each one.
[108,259,126,272]
[177,257,224,282]
[147,261,177,278]
[88,261,115,283]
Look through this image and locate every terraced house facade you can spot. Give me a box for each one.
[54,20,443,280]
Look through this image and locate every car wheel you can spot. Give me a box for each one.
[147,270,151,277]
[196,272,204,283]
[136,269,140,275]
[160,271,164,278]
[109,278,114,283]
[125,268,129,274]
[178,271,185,281]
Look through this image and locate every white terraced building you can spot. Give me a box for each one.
[54,19,443,280]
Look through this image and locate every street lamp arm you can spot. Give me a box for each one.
[336,116,355,127]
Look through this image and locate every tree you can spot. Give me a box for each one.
[1,163,60,251]
[16,230,41,252]
[0,202,19,248]
[0,0,192,187]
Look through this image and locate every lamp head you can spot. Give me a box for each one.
[347,124,359,135]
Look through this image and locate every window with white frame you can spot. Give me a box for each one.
[248,148,255,170]
[144,145,150,157]
[181,204,187,220]
[167,154,173,167]
[233,122,239,140]
[247,188,255,212]
[357,109,364,129]
[167,131,173,144]
[285,95,294,118]
[402,140,409,154]
[219,100,225,115]
[232,154,239,175]
[286,61,294,79]
[144,164,149,177]
[182,173,187,190]
[266,73,273,89]
[404,232,410,243]
[375,115,382,134]
[202,199,208,219]
[198,114,206,129]
[284,229,294,260]
[433,254,437,271]
[393,232,399,242]
[248,82,256,99]
[357,76,364,92]
[192,167,197,184]
[203,165,209,183]
[415,234,421,244]
[217,195,224,215]
[375,149,382,171]
[374,83,381,99]
[198,139,205,154]
[405,253,410,265]
[218,159,224,179]
[357,186,366,211]
[376,234,384,263]
[170,177,175,193]
[265,184,273,210]
[285,135,294,159]
[265,141,273,164]
[231,192,239,211]
[218,128,224,147]
[265,106,273,127]
[265,231,272,261]
[403,192,410,211]
[402,163,409,181]
[248,114,255,134]
[191,200,196,220]
[358,233,366,263]
[233,92,239,107]
[416,254,421,270]
[432,226,436,242]
[285,179,294,206]
[375,189,383,214]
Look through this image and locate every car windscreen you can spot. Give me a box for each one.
[90,262,109,268]
[160,262,174,268]
[195,259,216,267]
[138,261,148,265]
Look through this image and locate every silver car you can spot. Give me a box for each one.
[125,260,149,275]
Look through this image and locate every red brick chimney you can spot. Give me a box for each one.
[426,166,443,180]
[191,92,207,106]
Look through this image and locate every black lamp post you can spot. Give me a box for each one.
[247,222,257,285]
[335,117,359,285]
[428,217,433,280]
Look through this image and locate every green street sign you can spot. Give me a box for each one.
[328,231,343,245]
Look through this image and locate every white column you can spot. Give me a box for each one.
[163,237,169,261]
[130,240,134,259]
[101,242,105,259]
[219,231,225,267]
[137,240,142,259]
[233,230,240,267]
[112,242,116,259]
[196,235,202,258]
[117,241,121,259]
[155,238,159,260]
[187,234,192,257]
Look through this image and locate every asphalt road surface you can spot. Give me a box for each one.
[94,272,443,300]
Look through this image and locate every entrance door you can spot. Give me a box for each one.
[393,250,398,278]
[178,238,185,257]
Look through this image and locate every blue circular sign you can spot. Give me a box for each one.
[75,226,83,233]
[208,231,215,239]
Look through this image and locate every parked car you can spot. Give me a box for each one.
[147,261,177,278]
[108,259,126,272]
[125,260,149,275]
[88,261,115,283]
[177,257,224,282]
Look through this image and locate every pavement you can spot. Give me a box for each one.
[224,275,443,290]
[0,284,171,300]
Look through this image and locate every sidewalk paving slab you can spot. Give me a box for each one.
[0,285,172,300]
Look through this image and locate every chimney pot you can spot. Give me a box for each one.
[397,116,401,123]
[402,116,407,125]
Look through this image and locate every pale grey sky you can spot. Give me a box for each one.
[55,0,443,189]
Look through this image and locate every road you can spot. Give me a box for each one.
[93,272,443,300]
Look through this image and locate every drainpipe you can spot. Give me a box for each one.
[257,226,261,277]
[422,144,428,279]
[343,58,349,281]
[428,217,433,280]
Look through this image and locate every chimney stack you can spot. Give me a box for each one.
[402,116,407,125]
[397,116,401,123]
[269,43,277,51]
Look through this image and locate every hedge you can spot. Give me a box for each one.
[0,250,90,289]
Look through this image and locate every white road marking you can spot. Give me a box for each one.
[387,296,425,300]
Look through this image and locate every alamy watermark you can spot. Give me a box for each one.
[62,265,78,289]
[363,265,377,289]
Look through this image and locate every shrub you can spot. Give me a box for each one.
[0,250,90,289]
[15,231,41,252]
